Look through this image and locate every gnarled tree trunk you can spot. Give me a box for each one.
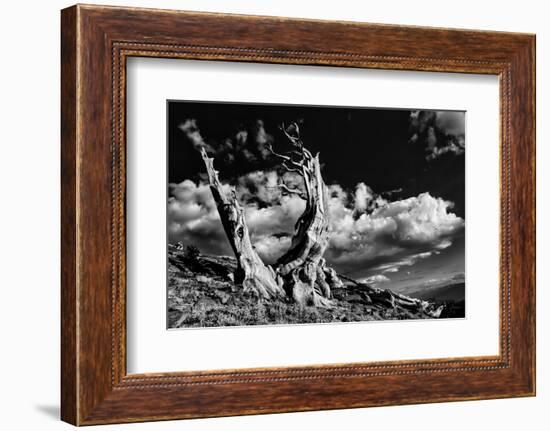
[186,123,443,316]
[270,134,341,306]
[191,123,342,306]
[199,147,285,299]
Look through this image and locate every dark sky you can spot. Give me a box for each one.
[167,100,465,294]
[168,101,465,218]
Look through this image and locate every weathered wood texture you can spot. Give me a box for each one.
[61,4,535,425]
[199,146,286,299]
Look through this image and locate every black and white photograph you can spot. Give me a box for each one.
[167,101,466,329]
[2,0,542,428]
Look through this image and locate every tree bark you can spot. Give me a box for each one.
[194,123,343,306]
[268,124,343,306]
[198,147,285,299]
[273,150,333,305]
[194,124,439,315]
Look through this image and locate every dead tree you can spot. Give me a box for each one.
[267,123,343,306]
[193,123,342,306]
[198,147,285,300]
[186,122,444,317]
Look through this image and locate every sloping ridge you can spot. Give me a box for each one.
[167,244,448,328]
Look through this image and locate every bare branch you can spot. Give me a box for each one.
[266,143,302,169]
[281,162,303,175]
[278,183,306,198]
[280,122,303,148]
[266,183,306,199]
[286,150,304,158]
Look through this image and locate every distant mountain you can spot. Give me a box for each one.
[408,282,465,302]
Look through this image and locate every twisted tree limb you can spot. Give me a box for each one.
[189,123,441,316]
[198,147,285,299]
[191,123,342,306]
[269,123,343,306]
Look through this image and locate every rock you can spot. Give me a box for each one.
[194,298,217,309]
[167,246,443,328]
[361,293,372,304]
[196,275,213,284]
[346,294,364,303]
[214,290,231,304]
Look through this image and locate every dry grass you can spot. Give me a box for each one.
[167,245,441,329]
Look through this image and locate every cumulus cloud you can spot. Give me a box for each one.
[168,180,232,256]
[169,170,464,276]
[425,138,465,161]
[252,235,292,264]
[409,110,465,161]
[354,182,374,214]
[236,170,305,207]
[168,171,305,264]
[325,189,464,274]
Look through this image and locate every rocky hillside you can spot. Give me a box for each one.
[408,283,465,319]
[167,244,449,329]
[409,283,465,302]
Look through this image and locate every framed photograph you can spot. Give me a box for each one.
[61,4,535,425]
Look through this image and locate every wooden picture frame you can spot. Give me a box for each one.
[61,4,536,425]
